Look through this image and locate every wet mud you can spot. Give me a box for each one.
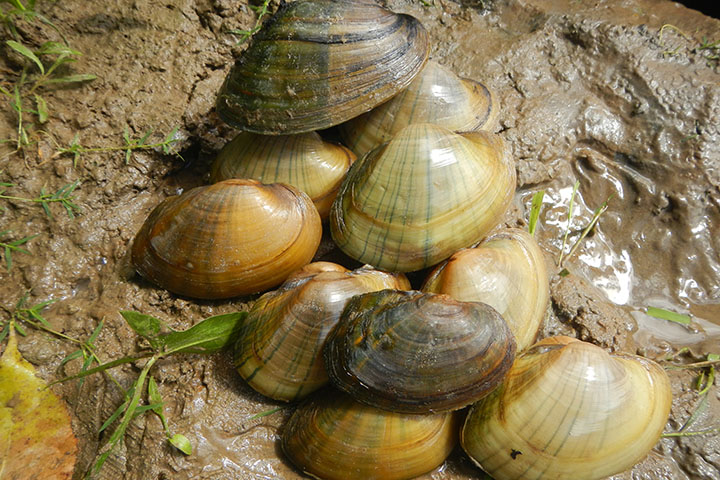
[0,0,718,479]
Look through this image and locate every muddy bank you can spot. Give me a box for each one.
[0,0,718,479]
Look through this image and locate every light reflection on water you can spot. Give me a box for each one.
[523,187,720,352]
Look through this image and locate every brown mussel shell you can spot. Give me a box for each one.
[216,0,429,134]
[282,390,459,480]
[324,289,516,414]
[233,263,409,402]
[209,132,355,219]
[130,179,321,299]
[340,59,499,158]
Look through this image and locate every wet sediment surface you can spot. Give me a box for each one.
[0,0,718,478]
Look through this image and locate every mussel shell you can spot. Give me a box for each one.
[324,289,516,413]
[282,390,459,480]
[233,263,409,401]
[340,59,498,157]
[210,132,356,219]
[422,228,549,351]
[330,124,516,272]
[216,0,429,134]
[461,336,673,480]
[130,179,321,299]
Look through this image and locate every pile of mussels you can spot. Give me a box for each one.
[129,1,673,479]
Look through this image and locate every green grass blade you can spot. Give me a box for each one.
[646,307,691,325]
[558,181,580,266]
[46,74,97,84]
[528,190,545,237]
[34,94,48,123]
[6,40,44,74]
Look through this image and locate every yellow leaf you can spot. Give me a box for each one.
[0,328,77,479]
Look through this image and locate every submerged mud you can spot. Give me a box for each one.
[0,0,718,479]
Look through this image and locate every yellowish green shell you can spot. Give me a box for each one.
[330,124,516,272]
[461,336,672,480]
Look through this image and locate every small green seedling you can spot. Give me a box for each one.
[527,190,545,237]
[55,127,183,166]
[0,179,81,218]
[228,0,272,43]
[49,310,247,478]
[0,229,37,271]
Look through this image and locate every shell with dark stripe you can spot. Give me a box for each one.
[233,263,409,402]
[130,179,321,299]
[323,289,517,414]
[216,0,429,135]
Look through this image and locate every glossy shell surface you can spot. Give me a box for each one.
[130,179,322,299]
[282,390,458,480]
[216,0,429,134]
[341,59,498,157]
[210,132,355,219]
[233,263,409,401]
[461,336,673,480]
[423,228,549,351]
[330,124,516,272]
[324,289,517,413]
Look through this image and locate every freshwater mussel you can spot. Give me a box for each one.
[210,132,356,219]
[330,123,516,272]
[282,390,459,480]
[461,336,672,480]
[423,228,550,351]
[340,59,499,158]
[324,289,517,414]
[130,179,321,299]
[233,262,409,402]
[216,0,429,134]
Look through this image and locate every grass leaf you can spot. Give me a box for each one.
[646,306,691,325]
[528,190,545,237]
[34,94,48,123]
[158,311,247,355]
[558,181,580,266]
[119,311,163,343]
[45,73,97,84]
[6,40,44,74]
[169,433,192,455]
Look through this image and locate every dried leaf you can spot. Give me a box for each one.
[0,328,77,478]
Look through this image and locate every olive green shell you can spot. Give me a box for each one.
[324,290,517,413]
[216,0,429,134]
[282,390,458,480]
[330,124,516,272]
[233,263,409,402]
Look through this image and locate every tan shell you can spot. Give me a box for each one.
[282,390,459,480]
[210,132,355,219]
[233,263,409,401]
[340,59,498,157]
[330,124,516,272]
[461,336,673,480]
[423,228,549,350]
[130,179,322,299]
